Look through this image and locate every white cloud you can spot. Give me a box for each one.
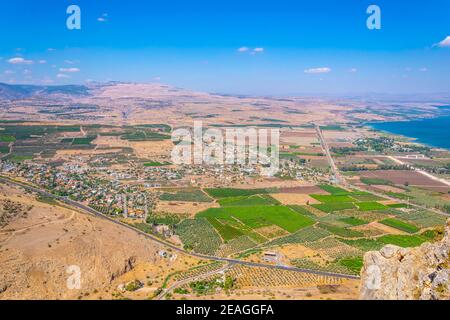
[59,67,80,73]
[57,73,71,79]
[23,69,32,75]
[304,67,331,74]
[349,68,358,73]
[436,36,450,48]
[98,13,108,22]
[47,48,56,52]
[4,70,15,75]
[8,57,33,65]
[419,67,428,72]
[153,76,161,81]
[64,60,77,65]
[238,47,264,55]
[38,60,47,64]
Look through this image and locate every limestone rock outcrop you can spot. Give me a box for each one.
[360,219,450,300]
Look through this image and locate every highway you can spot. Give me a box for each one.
[0,176,360,280]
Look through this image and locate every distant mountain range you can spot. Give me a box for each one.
[0,83,90,99]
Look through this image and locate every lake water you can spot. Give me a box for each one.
[370,116,450,150]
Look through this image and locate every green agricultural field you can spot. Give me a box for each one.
[339,217,367,226]
[356,202,388,211]
[318,184,350,195]
[393,209,446,228]
[387,203,408,208]
[0,146,9,153]
[206,217,244,241]
[378,234,428,248]
[176,218,222,255]
[310,194,354,203]
[386,192,411,200]
[338,238,384,251]
[121,130,170,141]
[349,193,385,202]
[218,195,279,207]
[288,205,317,218]
[317,223,364,238]
[6,155,33,162]
[159,189,212,202]
[266,226,331,247]
[144,161,171,167]
[311,202,356,213]
[205,188,270,198]
[72,136,96,145]
[380,218,420,234]
[0,135,16,142]
[197,205,314,233]
[337,257,364,274]
[360,177,392,185]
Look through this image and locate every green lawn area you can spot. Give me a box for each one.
[0,135,16,142]
[197,205,314,233]
[311,202,356,213]
[318,184,350,195]
[205,188,270,198]
[380,218,420,234]
[378,234,428,248]
[356,202,388,211]
[310,194,354,203]
[218,195,279,207]
[339,217,367,226]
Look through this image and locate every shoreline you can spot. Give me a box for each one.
[366,115,450,151]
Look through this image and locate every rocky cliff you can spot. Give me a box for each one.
[360,219,450,300]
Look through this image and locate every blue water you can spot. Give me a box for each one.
[370,116,450,150]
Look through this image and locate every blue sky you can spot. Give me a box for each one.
[0,0,449,95]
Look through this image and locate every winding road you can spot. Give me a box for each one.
[0,176,360,280]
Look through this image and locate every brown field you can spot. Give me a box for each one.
[278,186,329,194]
[155,201,218,217]
[358,170,450,192]
[371,184,407,193]
[270,193,320,205]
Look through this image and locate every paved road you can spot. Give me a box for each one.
[316,125,345,185]
[0,176,360,280]
[314,126,449,218]
[157,263,233,300]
